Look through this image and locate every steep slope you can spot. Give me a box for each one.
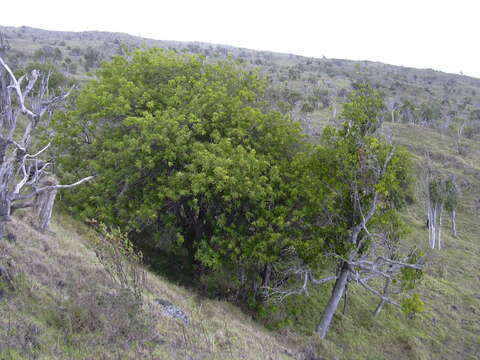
[0,213,299,359]
[307,122,480,359]
[1,123,478,360]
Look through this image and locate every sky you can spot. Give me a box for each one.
[1,0,479,78]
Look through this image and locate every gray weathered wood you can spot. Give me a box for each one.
[0,50,92,237]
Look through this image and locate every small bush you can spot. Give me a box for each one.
[401,293,425,318]
[93,224,146,302]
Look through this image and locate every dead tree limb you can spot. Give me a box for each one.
[0,52,92,236]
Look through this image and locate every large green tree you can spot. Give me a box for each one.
[54,48,309,293]
[55,51,421,337]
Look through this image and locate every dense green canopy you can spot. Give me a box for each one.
[55,49,311,280]
[55,50,415,316]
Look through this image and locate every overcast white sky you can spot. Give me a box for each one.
[1,0,479,78]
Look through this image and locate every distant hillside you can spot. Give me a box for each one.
[1,25,480,138]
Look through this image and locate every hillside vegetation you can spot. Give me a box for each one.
[0,213,301,359]
[1,25,479,137]
[0,26,479,360]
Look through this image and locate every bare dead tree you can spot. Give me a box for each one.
[423,154,442,250]
[332,104,337,120]
[264,259,337,303]
[369,245,421,317]
[385,98,399,123]
[423,156,459,249]
[0,46,93,238]
[444,176,459,239]
[265,235,422,337]
[33,176,58,232]
[425,174,442,249]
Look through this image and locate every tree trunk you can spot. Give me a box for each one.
[263,263,272,287]
[437,205,443,250]
[373,278,391,317]
[0,202,9,238]
[373,299,385,317]
[432,203,437,249]
[0,182,11,239]
[34,179,58,232]
[451,210,457,237]
[427,204,433,248]
[427,201,435,249]
[317,263,349,339]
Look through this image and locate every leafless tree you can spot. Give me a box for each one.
[423,156,459,249]
[385,98,399,123]
[0,39,93,237]
[425,167,443,250]
[453,117,468,156]
[33,176,58,232]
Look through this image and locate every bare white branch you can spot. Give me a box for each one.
[264,267,337,303]
[15,176,95,201]
[357,278,400,307]
[26,142,51,158]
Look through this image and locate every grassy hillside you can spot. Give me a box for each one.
[0,25,479,359]
[0,212,302,359]
[310,122,480,359]
[1,123,478,360]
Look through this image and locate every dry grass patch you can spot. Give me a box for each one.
[0,212,301,359]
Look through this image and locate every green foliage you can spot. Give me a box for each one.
[301,102,315,113]
[419,103,441,125]
[444,178,459,212]
[83,46,100,70]
[55,55,418,337]
[54,48,306,292]
[401,293,425,318]
[298,85,414,262]
[3,27,480,358]
[399,249,424,291]
[258,85,419,337]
